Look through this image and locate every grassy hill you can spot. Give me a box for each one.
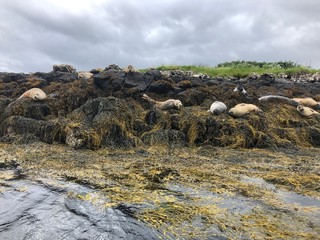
[153,61,318,78]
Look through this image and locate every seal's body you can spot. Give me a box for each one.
[208,101,227,115]
[142,94,182,110]
[229,103,262,118]
[18,88,47,101]
[78,71,93,80]
[292,97,319,108]
[297,105,320,118]
[124,65,138,74]
[259,95,298,106]
[259,95,292,102]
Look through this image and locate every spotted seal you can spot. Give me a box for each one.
[142,94,182,110]
[292,97,319,108]
[296,105,320,118]
[228,103,262,118]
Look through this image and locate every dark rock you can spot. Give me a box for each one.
[93,70,125,93]
[52,64,76,73]
[124,72,152,91]
[1,98,51,121]
[33,71,78,83]
[205,79,221,86]
[104,64,122,71]
[0,72,27,83]
[146,69,162,80]
[90,68,103,74]
[255,73,276,86]
[147,80,174,94]
[178,89,207,106]
[308,127,320,147]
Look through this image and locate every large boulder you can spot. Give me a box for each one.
[66,97,142,149]
[94,69,163,93]
[52,64,76,73]
[93,70,125,93]
[124,72,155,91]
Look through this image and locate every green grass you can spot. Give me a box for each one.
[149,61,318,78]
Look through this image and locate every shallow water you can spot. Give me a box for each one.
[241,176,320,208]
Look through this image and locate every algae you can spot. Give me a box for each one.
[1,142,319,239]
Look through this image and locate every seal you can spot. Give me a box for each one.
[259,95,299,106]
[233,84,247,95]
[292,97,319,108]
[296,105,320,118]
[208,101,227,115]
[124,65,138,74]
[228,103,262,118]
[78,71,93,80]
[18,88,47,100]
[142,94,182,110]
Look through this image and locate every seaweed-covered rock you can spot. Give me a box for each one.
[67,97,141,149]
[53,64,76,73]
[64,124,101,149]
[1,98,51,121]
[104,64,122,71]
[178,89,207,106]
[0,98,12,112]
[0,116,60,143]
[308,127,320,147]
[141,129,186,146]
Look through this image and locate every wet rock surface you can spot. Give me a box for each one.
[0,178,165,240]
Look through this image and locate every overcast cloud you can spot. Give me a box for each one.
[0,0,319,72]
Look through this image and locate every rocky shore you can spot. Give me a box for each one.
[0,64,320,239]
[1,64,320,149]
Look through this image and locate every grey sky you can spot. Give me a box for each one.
[0,0,319,72]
